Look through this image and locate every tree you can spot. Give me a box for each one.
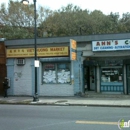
[39,4,124,37]
[118,12,130,32]
[1,2,129,39]
[39,4,91,37]
[0,0,52,39]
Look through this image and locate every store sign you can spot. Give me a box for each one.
[70,39,77,60]
[44,64,55,69]
[7,47,69,58]
[92,39,130,51]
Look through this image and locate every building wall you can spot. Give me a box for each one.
[7,59,14,95]
[39,84,74,96]
[73,51,83,95]
[14,58,32,95]
[7,57,75,96]
[7,58,33,96]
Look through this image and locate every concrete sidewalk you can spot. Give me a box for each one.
[0,96,130,107]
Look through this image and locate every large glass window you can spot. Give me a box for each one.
[57,63,70,83]
[101,67,123,83]
[43,63,70,84]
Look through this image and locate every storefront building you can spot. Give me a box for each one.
[4,33,130,96]
[82,34,130,95]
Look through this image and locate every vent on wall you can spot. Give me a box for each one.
[16,58,25,65]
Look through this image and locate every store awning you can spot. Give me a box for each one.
[82,50,130,57]
[39,57,70,62]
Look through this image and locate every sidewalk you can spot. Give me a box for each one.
[0,95,130,107]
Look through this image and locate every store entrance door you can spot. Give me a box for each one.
[127,65,130,94]
[84,66,96,91]
[89,66,96,91]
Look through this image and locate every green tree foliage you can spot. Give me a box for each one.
[0,0,52,39]
[0,1,130,39]
[118,12,130,32]
[39,4,126,37]
[39,4,91,37]
[0,0,34,39]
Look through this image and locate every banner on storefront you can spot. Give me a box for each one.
[6,47,69,58]
[70,39,77,60]
[92,39,130,51]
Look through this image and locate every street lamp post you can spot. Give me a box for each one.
[22,0,39,102]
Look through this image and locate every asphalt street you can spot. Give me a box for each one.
[0,105,129,130]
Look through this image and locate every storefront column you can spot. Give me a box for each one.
[123,65,127,94]
[71,60,74,81]
[97,66,100,93]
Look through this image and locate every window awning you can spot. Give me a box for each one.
[82,51,130,57]
[39,57,70,62]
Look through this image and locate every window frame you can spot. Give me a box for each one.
[101,66,123,83]
[42,62,71,84]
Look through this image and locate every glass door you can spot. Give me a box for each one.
[83,66,90,91]
[89,66,96,91]
[83,66,96,91]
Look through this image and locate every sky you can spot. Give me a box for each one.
[0,0,130,17]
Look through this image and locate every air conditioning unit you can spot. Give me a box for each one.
[16,58,25,65]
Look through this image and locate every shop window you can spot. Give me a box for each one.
[43,63,56,83]
[101,67,123,83]
[57,63,70,83]
[43,63,70,84]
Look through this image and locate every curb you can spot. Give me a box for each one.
[1,101,130,108]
